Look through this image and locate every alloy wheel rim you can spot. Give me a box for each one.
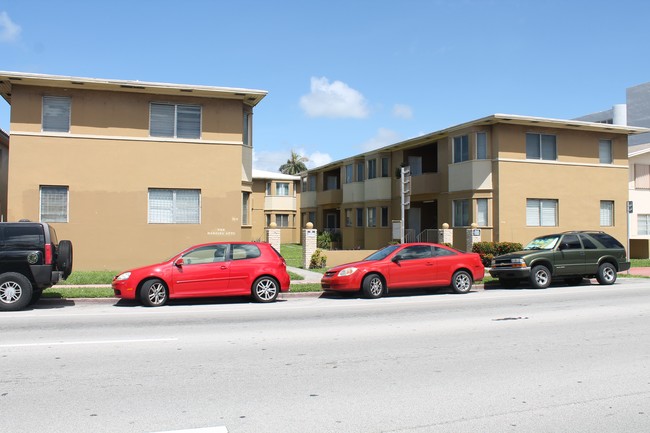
[148,283,166,305]
[0,281,21,304]
[257,279,277,300]
[370,278,382,296]
[456,274,470,291]
[604,267,615,281]
[535,270,549,285]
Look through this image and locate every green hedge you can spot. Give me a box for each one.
[472,241,523,266]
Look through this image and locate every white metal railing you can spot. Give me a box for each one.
[416,229,439,243]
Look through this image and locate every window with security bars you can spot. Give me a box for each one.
[42,96,71,132]
[150,103,201,139]
[148,189,200,224]
[526,199,557,226]
[40,186,69,222]
[600,201,614,226]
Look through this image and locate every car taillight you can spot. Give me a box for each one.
[45,244,53,265]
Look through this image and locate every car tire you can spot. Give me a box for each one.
[565,277,584,286]
[596,263,617,285]
[0,272,34,311]
[500,278,519,289]
[451,270,473,294]
[140,279,168,307]
[29,289,43,305]
[530,265,551,289]
[251,276,279,303]
[362,273,384,299]
[56,240,73,279]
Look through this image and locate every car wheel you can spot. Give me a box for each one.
[500,278,519,289]
[0,272,34,311]
[530,265,551,289]
[56,240,73,279]
[140,279,168,307]
[565,277,584,286]
[451,270,473,294]
[362,273,384,299]
[252,276,279,303]
[596,263,617,285]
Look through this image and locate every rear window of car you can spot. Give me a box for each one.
[231,244,261,260]
[3,225,44,249]
[589,233,624,249]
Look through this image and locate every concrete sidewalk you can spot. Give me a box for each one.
[286,266,323,284]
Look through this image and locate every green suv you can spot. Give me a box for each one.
[489,231,630,289]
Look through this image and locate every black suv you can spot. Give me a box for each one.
[0,222,73,311]
[489,231,630,289]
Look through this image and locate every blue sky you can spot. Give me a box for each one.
[2,0,650,171]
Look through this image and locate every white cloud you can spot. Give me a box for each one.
[361,128,401,152]
[252,148,332,172]
[392,104,413,119]
[0,11,21,43]
[299,77,369,118]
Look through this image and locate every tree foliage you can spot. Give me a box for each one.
[279,150,309,175]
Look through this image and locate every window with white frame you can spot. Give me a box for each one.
[148,188,201,224]
[638,214,650,235]
[345,164,353,183]
[477,198,488,226]
[276,214,289,227]
[600,201,614,226]
[367,207,377,227]
[526,133,556,160]
[599,139,613,164]
[381,157,390,177]
[476,132,488,160]
[368,159,377,179]
[40,186,69,222]
[526,199,557,226]
[42,96,71,133]
[276,182,289,196]
[345,209,352,227]
[150,103,201,139]
[453,199,470,227]
[242,192,250,225]
[453,135,469,163]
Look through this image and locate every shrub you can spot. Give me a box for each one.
[472,241,523,266]
[310,249,327,269]
[317,232,332,250]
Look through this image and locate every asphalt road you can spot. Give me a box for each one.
[1,279,650,433]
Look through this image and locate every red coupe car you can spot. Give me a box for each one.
[321,243,484,298]
[112,242,290,306]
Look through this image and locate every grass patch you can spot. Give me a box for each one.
[281,243,303,268]
[43,286,114,298]
[631,259,650,267]
[59,270,117,285]
[288,271,304,281]
[289,283,322,292]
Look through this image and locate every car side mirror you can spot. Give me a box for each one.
[392,256,401,263]
[559,243,568,251]
[174,258,184,267]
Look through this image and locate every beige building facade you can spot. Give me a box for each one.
[251,169,301,244]
[301,114,646,251]
[0,128,8,221]
[0,71,267,270]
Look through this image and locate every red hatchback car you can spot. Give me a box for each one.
[112,242,290,306]
[321,243,484,298]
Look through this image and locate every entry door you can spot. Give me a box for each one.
[326,213,337,230]
[408,208,421,240]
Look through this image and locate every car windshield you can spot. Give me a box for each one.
[524,235,560,250]
[364,244,400,261]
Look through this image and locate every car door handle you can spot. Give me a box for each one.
[220,266,228,270]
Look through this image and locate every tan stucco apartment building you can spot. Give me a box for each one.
[301,114,646,251]
[251,169,301,244]
[0,71,267,270]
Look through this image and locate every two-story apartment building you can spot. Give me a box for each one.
[629,143,650,257]
[301,114,646,251]
[0,128,8,221]
[251,169,301,244]
[0,71,267,270]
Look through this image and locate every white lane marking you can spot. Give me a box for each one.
[149,427,228,433]
[0,337,178,348]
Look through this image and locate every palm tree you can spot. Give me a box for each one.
[279,150,309,174]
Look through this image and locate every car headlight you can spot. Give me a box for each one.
[115,272,131,281]
[337,267,358,277]
[490,259,496,267]
[510,258,526,267]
